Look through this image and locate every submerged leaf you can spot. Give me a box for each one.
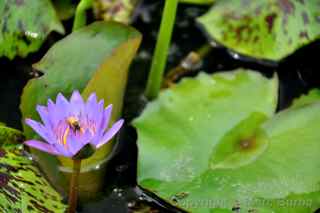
[198,0,320,61]
[135,70,320,212]
[0,0,64,59]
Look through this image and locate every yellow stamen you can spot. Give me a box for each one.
[63,127,70,146]
[67,117,78,125]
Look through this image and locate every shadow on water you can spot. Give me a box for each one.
[1,0,320,212]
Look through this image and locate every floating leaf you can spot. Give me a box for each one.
[291,89,320,109]
[134,70,277,182]
[134,70,320,212]
[0,143,65,212]
[20,21,141,198]
[0,125,24,146]
[0,0,64,59]
[209,112,269,170]
[198,0,320,61]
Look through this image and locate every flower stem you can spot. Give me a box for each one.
[67,159,82,213]
[145,0,179,100]
[72,0,93,32]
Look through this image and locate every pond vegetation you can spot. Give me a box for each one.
[1,0,320,212]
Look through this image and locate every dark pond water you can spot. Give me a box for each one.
[0,0,320,212]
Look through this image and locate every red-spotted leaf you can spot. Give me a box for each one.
[198,0,320,61]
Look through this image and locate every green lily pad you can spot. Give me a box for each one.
[291,89,320,109]
[134,70,278,183]
[20,21,141,198]
[0,141,66,212]
[134,70,320,212]
[0,125,25,146]
[209,112,269,170]
[0,0,64,59]
[197,0,320,61]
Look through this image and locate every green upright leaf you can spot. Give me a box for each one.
[0,144,66,212]
[0,0,64,59]
[198,0,320,61]
[135,70,320,212]
[20,21,141,198]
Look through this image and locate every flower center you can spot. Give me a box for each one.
[66,116,81,132]
[61,116,85,146]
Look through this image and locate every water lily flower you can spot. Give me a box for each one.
[24,91,124,158]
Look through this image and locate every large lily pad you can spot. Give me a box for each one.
[135,70,278,183]
[291,89,320,109]
[134,70,320,212]
[0,0,64,59]
[0,135,66,212]
[197,0,320,61]
[20,21,141,197]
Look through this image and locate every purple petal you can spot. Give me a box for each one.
[47,99,62,126]
[56,93,69,105]
[25,119,54,143]
[70,90,84,105]
[90,105,112,146]
[24,140,60,156]
[36,105,56,141]
[98,100,104,111]
[93,104,112,140]
[86,93,98,117]
[92,100,105,127]
[47,98,55,107]
[56,93,70,111]
[66,130,91,156]
[47,99,56,118]
[101,105,112,130]
[36,105,51,128]
[87,93,97,105]
[52,143,73,157]
[95,119,124,148]
[70,91,85,116]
